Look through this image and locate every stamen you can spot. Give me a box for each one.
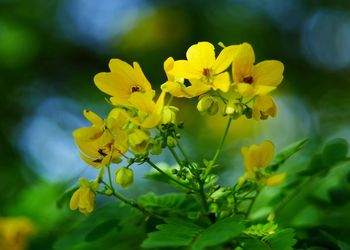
[243,76,253,84]
[131,86,141,93]
[202,68,210,77]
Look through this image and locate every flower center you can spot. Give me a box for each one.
[131,85,141,93]
[202,68,211,77]
[243,76,253,84]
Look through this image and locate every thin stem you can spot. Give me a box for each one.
[146,159,197,192]
[104,166,158,218]
[166,95,174,106]
[245,189,261,219]
[176,140,196,171]
[273,176,315,218]
[204,117,233,177]
[168,146,184,168]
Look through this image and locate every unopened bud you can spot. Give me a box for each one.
[225,101,243,119]
[162,106,178,124]
[151,143,162,155]
[166,136,177,148]
[197,95,219,116]
[115,168,134,188]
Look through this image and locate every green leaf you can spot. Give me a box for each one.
[269,138,308,170]
[322,138,349,166]
[85,219,120,242]
[264,229,297,250]
[191,217,244,250]
[142,217,243,249]
[243,238,269,250]
[242,229,296,250]
[141,218,203,248]
[138,192,186,210]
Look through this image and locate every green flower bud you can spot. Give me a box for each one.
[225,100,243,119]
[105,189,113,196]
[162,106,178,124]
[151,143,162,155]
[167,136,177,148]
[197,95,219,115]
[115,168,134,188]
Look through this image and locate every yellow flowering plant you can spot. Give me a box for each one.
[67,41,316,249]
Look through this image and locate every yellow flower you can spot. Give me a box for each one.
[94,59,155,106]
[252,95,277,120]
[73,110,128,168]
[233,43,284,97]
[161,57,206,98]
[70,178,97,215]
[127,128,150,153]
[240,140,286,186]
[115,167,134,188]
[0,217,36,250]
[241,140,274,178]
[264,172,287,186]
[128,91,166,129]
[168,42,239,96]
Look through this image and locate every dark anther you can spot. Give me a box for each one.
[98,149,107,157]
[93,158,102,163]
[131,86,141,93]
[202,68,210,77]
[243,76,253,84]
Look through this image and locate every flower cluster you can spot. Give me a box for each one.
[71,41,284,214]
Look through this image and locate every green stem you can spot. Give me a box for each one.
[146,159,197,192]
[166,95,174,106]
[273,176,315,219]
[245,189,261,219]
[168,146,184,168]
[104,166,157,218]
[176,140,196,171]
[204,117,233,177]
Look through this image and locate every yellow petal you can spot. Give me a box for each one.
[83,110,103,126]
[79,153,101,168]
[109,59,137,84]
[186,41,216,70]
[186,80,211,97]
[94,72,131,100]
[128,92,156,114]
[232,43,255,82]
[213,45,240,73]
[170,60,201,79]
[133,61,153,93]
[251,60,284,86]
[237,83,255,97]
[69,189,80,210]
[241,140,274,173]
[265,172,286,186]
[142,91,166,128]
[212,72,230,92]
[254,85,277,96]
[164,57,175,80]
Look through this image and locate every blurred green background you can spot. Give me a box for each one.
[1,0,350,249]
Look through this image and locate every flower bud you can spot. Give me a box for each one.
[252,95,277,120]
[225,100,243,119]
[128,129,149,153]
[162,106,178,124]
[115,167,134,188]
[151,143,162,155]
[197,95,219,115]
[167,136,177,148]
